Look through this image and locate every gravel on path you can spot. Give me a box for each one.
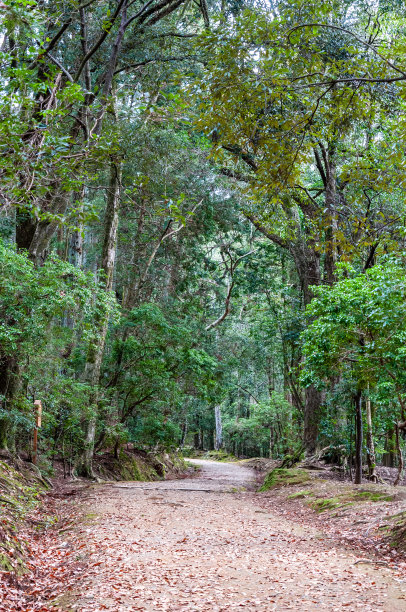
[64,460,406,611]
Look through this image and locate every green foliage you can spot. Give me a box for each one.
[301,259,406,395]
[0,239,114,455]
[223,393,294,458]
[2,0,406,479]
[0,241,95,358]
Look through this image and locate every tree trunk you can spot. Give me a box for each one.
[194,432,200,450]
[269,425,273,459]
[69,191,84,269]
[291,241,320,310]
[0,355,21,451]
[323,152,337,286]
[365,391,377,482]
[354,390,363,484]
[214,405,223,450]
[383,426,396,467]
[292,242,323,454]
[78,160,122,477]
[303,385,322,456]
[180,420,188,449]
[393,422,404,486]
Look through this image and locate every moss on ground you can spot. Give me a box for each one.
[307,489,395,513]
[310,497,349,512]
[259,468,311,491]
[379,510,406,551]
[0,458,49,574]
[288,489,313,499]
[94,449,187,482]
[353,490,394,502]
[182,448,238,462]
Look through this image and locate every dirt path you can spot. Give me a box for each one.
[64,460,406,611]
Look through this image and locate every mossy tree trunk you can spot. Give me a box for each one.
[365,392,377,482]
[0,355,21,451]
[354,390,363,484]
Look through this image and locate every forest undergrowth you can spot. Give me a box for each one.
[255,465,406,566]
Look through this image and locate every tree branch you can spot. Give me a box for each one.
[222,145,258,171]
[220,167,252,183]
[287,23,406,78]
[115,55,199,75]
[44,53,74,82]
[205,280,234,331]
[244,212,289,249]
[205,248,255,331]
[75,0,128,81]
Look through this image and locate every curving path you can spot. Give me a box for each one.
[66,460,406,611]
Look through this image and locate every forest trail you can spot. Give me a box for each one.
[64,460,406,611]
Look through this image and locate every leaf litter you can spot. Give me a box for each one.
[1,460,406,611]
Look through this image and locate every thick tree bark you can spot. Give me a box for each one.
[291,242,323,454]
[303,385,322,456]
[354,390,363,484]
[319,145,337,285]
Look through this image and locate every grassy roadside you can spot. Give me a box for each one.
[257,466,406,559]
[181,449,239,462]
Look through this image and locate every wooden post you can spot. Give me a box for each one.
[33,400,42,465]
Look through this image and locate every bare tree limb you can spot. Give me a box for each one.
[129,200,203,303]
[44,54,73,82]
[75,0,128,81]
[205,280,234,331]
[205,248,255,331]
